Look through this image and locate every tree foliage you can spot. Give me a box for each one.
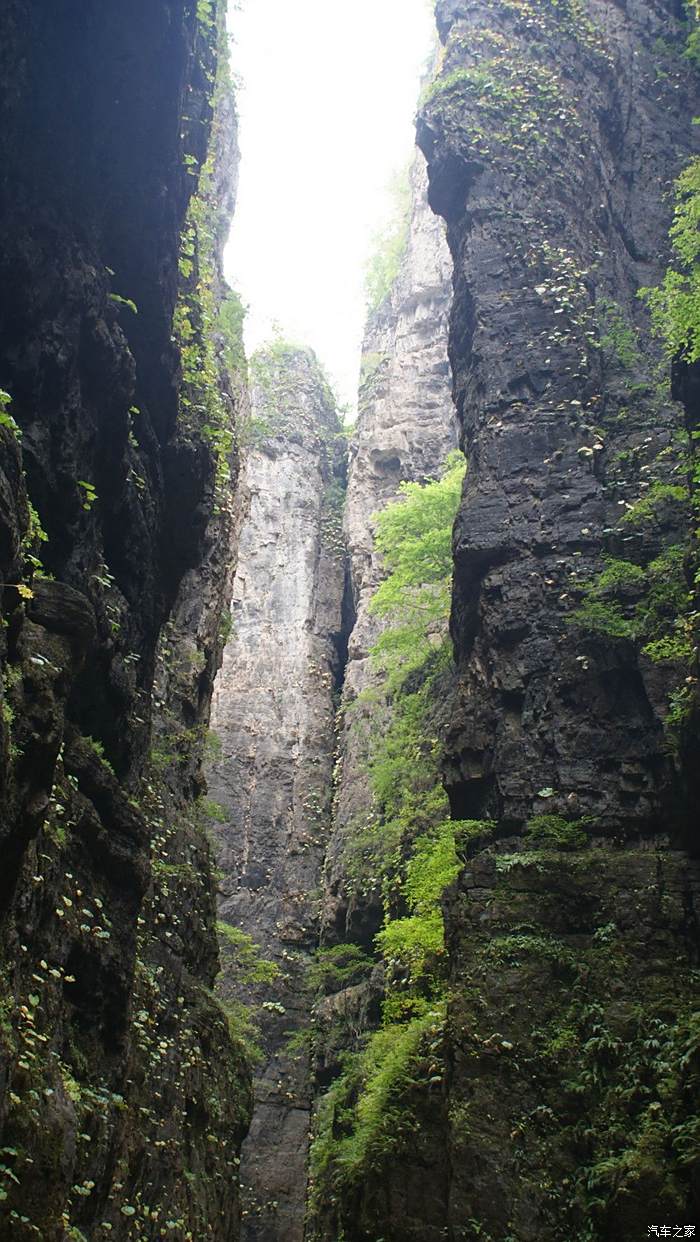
[642,157,700,362]
[216,921,279,985]
[369,450,465,689]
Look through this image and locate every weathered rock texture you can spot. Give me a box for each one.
[309,2,700,1240]
[306,149,458,1242]
[418,0,698,833]
[0,3,251,1237]
[207,347,347,1242]
[416,0,699,1236]
[322,151,457,945]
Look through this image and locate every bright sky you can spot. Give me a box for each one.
[224,0,436,412]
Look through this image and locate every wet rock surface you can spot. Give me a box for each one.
[404,0,700,1235]
[307,2,700,1239]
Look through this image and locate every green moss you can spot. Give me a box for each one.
[619,482,688,529]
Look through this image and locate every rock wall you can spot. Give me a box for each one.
[0,2,251,1237]
[308,2,700,1240]
[306,148,458,1242]
[207,346,347,1242]
[419,0,700,1236]
[322,151,457,946]
[418,0,698,833]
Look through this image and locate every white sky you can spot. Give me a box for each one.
[224,0,436,412]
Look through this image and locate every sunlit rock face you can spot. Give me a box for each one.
[0,2,251,1236]
[207,347,348,1242]
[322,150,458,946]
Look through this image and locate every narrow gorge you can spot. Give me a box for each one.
[0,1,699,1241]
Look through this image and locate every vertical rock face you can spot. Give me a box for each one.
[306,149,457,1242]
[207,347,347,1242]
[323,151,457,942]
[418,0,699,832]
[307,5,700,1241]
[401,0,700,1237]
[0,2,251,1237]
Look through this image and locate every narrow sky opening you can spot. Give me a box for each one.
[224,0,436,413]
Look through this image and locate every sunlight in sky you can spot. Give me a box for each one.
[224,0,436,413]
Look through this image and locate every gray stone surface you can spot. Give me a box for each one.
[323,151,458,940]
[207,347,347,1242]
[418,0,699,833]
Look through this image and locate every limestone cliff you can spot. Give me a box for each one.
[206,346,347,1242]
[308,2,700,1240]
[417,0,700,1236]
[322,150,457,946]
[418,0,698,835]
[307,148,458,1241]
[0,2,250,1237]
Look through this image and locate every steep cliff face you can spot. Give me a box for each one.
[0,3,250,1237]
[307,149,458,1242]
[412,0,700,1237]
[308,3,700,1241]
[206,346,347,1242]
[418,0,698,832]
[322,151,457,945]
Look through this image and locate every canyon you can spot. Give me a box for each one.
[0,1,699,1240]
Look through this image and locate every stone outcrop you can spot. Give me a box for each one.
[306,147,458,1242]
[413,0,699,1236]
[308,3,700,1240]
[0,3,251,1237]
[322,150,457,945]
[207,346,347,1242]
[418,0,699,833]
[2,1,699,1239]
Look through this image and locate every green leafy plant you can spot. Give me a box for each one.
[309,452,477,1210]
[308,944,374,995]
[217,290,247,376]
[108,292,138,315]
[619,482,688,529]
[77,480,98,511]
[0,389,20,439]
[217,922,279,985]
[524,814,588,851]
[641,157,700,361]
[308,1006,444,1204]
[569,545,693,663]
[369,450,465,690]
